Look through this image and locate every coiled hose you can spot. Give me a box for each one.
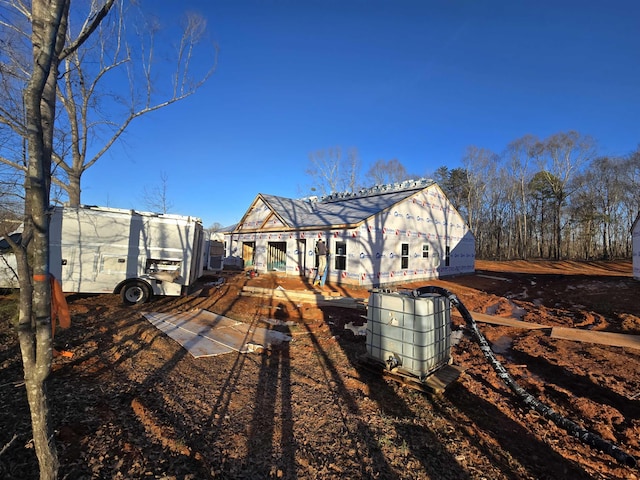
[415,285,637,468]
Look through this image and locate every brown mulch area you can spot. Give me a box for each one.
[0,260,639,479]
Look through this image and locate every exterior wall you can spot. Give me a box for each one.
[227,230,322,276]
[634,219,640,280]
[353,184,474,286]
[225,184,475,286]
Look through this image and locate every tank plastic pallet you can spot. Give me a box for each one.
[357,353,464,395]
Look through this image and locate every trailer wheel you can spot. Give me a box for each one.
[121,280,151,305]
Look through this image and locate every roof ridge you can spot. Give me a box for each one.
[320,178,433,203]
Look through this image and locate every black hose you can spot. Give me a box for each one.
[414,285,637,468]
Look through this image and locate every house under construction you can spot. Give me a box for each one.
[224,178,475,287]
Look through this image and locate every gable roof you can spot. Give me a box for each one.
[234,179,437,232]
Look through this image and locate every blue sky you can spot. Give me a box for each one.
[81,0,640,229]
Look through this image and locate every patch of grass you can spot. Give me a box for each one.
[377,434,394,448]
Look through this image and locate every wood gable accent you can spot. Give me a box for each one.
[234,196,271,232]
[234,194,290,233]
[261,211,286,231]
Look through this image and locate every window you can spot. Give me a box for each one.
[401,243,409,269]
[335,241,346,270]
[422,244,429,258]
[445,246,450,266]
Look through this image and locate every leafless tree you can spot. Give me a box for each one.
[207,221,223,233]
[364,158,410,187]
[504,134,543,258]
[1,1,114,478]
[0,1,218,206]
[572,155,631,259]
[142,171,173,214]
[461,145,497,238]
[305,146,361,196]
[0,164,23,224]
[538,131,596,259]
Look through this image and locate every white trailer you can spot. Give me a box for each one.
[0,205,206,304]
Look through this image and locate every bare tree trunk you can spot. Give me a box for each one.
[19,1,70,478]
[66,171,81,206]
[520,182,528,259]
[9,3,116,477]
[15,238,59,478]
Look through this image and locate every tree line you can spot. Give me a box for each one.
[434,132,639,261]
[305,132,640,261]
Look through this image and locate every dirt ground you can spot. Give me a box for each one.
[1,260,639,479]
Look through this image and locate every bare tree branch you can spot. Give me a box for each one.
[59,0,115,60]
[305,146,362,196]
[142,171,174,214]
[1,1,217,207]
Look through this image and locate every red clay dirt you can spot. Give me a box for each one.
[0,260,639,479]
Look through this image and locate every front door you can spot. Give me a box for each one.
[242,242,255,266]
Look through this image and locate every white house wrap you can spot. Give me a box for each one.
[224,179,475,287]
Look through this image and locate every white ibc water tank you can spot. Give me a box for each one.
[366,290,451,379]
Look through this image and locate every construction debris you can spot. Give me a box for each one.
[142,309,292,358]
